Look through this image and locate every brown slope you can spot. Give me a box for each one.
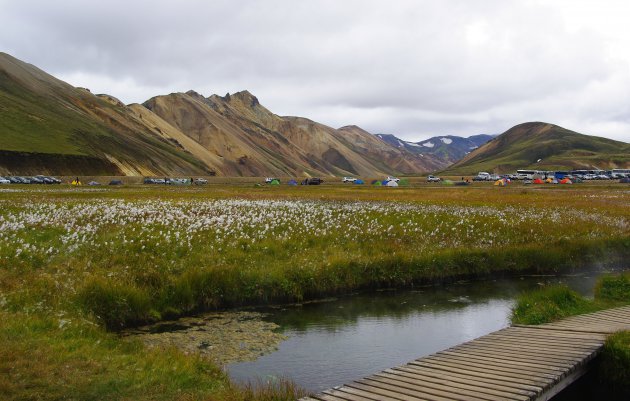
[200,91,439,176]
[336,125,449,174]
[0,52,211,175]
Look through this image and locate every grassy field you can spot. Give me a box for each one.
[1,182,629,400]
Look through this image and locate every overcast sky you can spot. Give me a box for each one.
[2,0,630,142]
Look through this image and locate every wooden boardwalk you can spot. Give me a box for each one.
[301,305,630,401]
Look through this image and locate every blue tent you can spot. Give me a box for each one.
[287,179,298,186]
[353,179,365,184]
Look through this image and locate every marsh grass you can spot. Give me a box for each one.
[598,330,630,395]
[511,272,630,325]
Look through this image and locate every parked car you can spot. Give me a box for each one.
[342,177,357,183]
[0,176,10,184]
[28,176,44,184]
[474,172,491,181]
[489,174,501,181]
[194,178,208,185]
[301,178,323,185]
[168,178,189,185]
[426,175,441,182]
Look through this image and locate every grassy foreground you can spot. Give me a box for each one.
[1,184,629,400]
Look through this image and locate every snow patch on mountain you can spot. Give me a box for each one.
[440,138,453,144]
[422,141,435,148]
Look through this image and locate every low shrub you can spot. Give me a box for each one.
[595,272,630,303]
[597,330,630,396]
[511,285,595,325]
[77,279,153,330]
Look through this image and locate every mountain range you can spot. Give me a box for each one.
[1,52,628,177]
[0,52,447,177]
[376,133,495,164]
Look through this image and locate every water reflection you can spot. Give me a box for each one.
[227,271,613,392]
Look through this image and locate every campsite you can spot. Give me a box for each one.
[0,181,628,400]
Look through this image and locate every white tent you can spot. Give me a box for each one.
[386,180,399,187]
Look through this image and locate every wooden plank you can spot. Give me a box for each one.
[454,342,583,364]
[485,330,605,346]
[356,378,459,401]
[393,365,541,395]
[428,352,563,378]
[321,389,373,401]
[470,337,600,354]
[460,337,598,355]
[333,385,399,401]
[367,374,495,401]
[311,393,357,401]
[346,381,438,401]
[485,330,605,345]
[512,324,618,335]
[376,370,530,401]
[508,326,608,340]
[453,342,588,363]
[437,349,568,374]
[466,338,594,357]
[410,358,551,387]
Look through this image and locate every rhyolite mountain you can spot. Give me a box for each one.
[443,122,630,175]
[0,52,212,176]
[0,52,446,176]
[376,133,495,164]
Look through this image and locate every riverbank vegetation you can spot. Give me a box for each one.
[511,272,630,397]
[1,184,628,400]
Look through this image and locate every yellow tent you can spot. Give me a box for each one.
[494,179,505,186]
[71,179,82,186]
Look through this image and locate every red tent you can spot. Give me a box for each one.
[533,178,544,184]
[560,178,572,184]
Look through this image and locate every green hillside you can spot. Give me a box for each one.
[443,122,630,175]
[0,52,210,175]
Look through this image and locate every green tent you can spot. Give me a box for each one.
[372,180,382,186]
[270,179,280,185]
[441,179,454,186]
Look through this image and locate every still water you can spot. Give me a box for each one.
[227,270,615,392]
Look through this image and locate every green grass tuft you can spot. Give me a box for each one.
[511,285,596,325]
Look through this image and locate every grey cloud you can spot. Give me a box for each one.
[1,0,629,142]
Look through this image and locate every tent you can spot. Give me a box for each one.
[385,180,398,187]
[560,178,572,184]
[494,179,506,186]
[455,181,469,186]
[71,179,82,186]
[533,178,544,184]
[441,179,454,186]
[287,179,298,186]
[545,177,554,183]
[620,177,630,183]
[353,179,365,184]
[269,179,280,185]
[109,180,123,185]
[372,180,382,186]
[87,181,101,186]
